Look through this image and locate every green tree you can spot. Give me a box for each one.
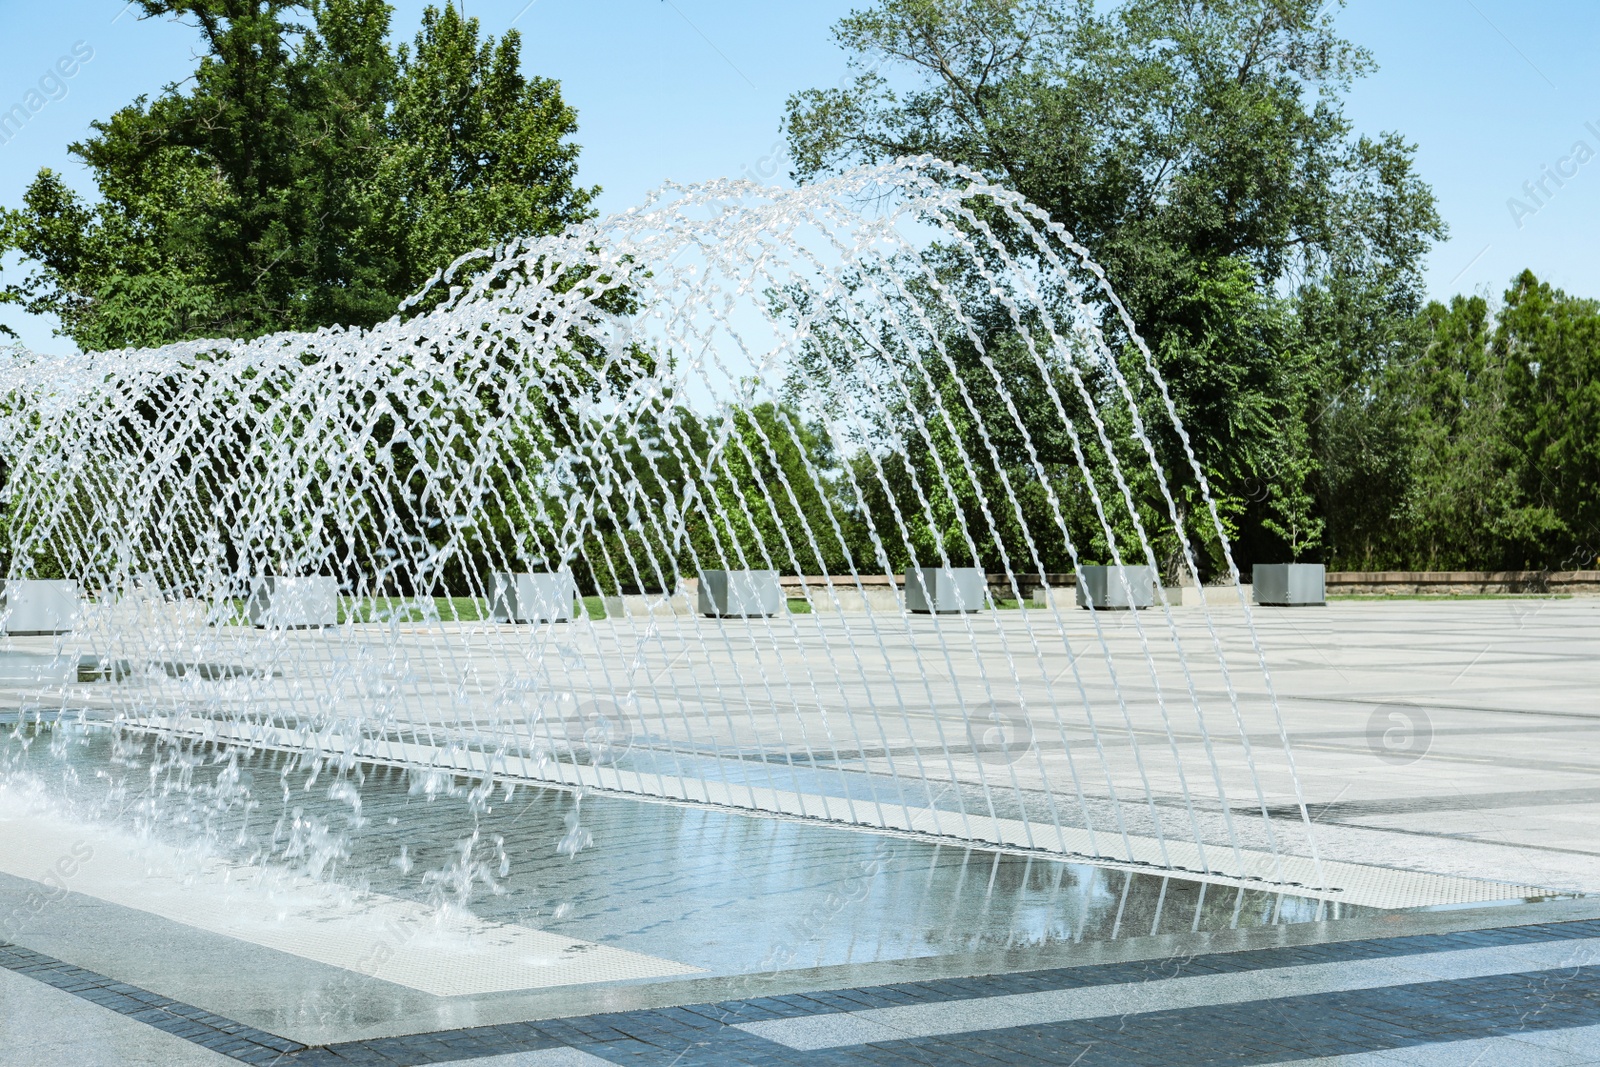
[692,403,860,576]
[1496,271,1600,567]
[784,0,1443,574]
[1333,273,1600,572]
[1385,294,1524,569]
[0,0,595,350]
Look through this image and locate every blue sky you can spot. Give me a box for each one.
[3,0,1598,350]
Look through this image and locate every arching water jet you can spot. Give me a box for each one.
[0,159,1331,902]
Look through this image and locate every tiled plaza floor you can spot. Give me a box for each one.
[8,911,1600,1065]
[4,600,1599,1063]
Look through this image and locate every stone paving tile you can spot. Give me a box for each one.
[432,1053,621,1067]
[13,918,1600,1065]
[706,919,1600,1023]
[273,963,1600,1066]
[802,967,1600,1067]
[0,968,239,1066]
[0,939,309,1063]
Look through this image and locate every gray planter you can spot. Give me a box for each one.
[1253,563,1326,606]
[698,570,782,617]
[905,567,985,613]
[0,580,79,635]
[490,572,576,623]
[247,576,338,628]
[1076,566,1156,610]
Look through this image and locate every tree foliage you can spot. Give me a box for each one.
[0,0,596,350]
[1359,274,1600,571]
[7,0,1597,579]
[785,0,1445,575]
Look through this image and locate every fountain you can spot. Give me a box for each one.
[0,159,1344,911]
[246,576,339,628]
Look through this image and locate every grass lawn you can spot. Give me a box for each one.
[338,597,492,623]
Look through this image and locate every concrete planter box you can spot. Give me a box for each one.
[905,567,985,613]
[697,570,782,618]
[1253,563,1326,606]
[490,572,575,623]
[247,577,337,628]
[1076,566,1155,610]
[0,580,79,635]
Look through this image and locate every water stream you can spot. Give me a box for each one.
[0,160,1328,927]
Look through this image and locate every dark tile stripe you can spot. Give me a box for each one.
[694,917,1600,1023]
[6,918,1600,1066]
[0,940,306,1065]
[800,965,1600,1067]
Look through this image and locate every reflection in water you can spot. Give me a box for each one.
[1,721,1364,979]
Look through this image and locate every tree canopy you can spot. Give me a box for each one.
[785,0,1447,575]
[1352,272,1600,571]
[0,0,596,350]
[5,0,1597,577]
